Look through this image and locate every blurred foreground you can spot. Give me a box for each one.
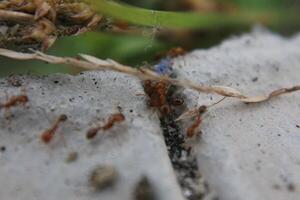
[0,0,299,76]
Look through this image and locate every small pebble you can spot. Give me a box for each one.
[89,165,118,191]
[65,152,78,163]
[0,146,6,152]
[134,176,156,200]
[287,183,295,192]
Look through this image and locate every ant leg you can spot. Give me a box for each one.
[59,132,67,147]
[20,86,28,109]
[58,115,68,147]
[4,91,12,122]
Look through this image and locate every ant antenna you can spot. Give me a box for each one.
[175,97,227,122]
[207,97,227,108]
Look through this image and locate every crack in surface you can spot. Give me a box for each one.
[160,103,212,200]
[143,76,216,200]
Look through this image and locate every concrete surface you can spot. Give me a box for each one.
[0,72,184,200]
[173,28,300,200]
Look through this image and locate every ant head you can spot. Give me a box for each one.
[198,105,207,114]
[41,131,53,143]
[58,114,68,122]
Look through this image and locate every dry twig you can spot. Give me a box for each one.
[0,48,299,104]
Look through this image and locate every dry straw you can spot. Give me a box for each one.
[0,48,299,103]
[1,1,299,104]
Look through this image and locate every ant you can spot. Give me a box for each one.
[144,80,174,114]
[177,98,226,138]
[0,95,28,110]
[166,47,187,58]
[86,113,125,139]
[41,114,68,144]
[144,80,184,115]
[186,105,207,137]
[144,80,168,108]
[0,92,29,119]
[155,47,187,60]
[0,84,29,112]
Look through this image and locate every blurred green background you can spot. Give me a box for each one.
[1,0,300,77]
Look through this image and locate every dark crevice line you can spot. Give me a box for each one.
[159,101,211,200]
[143,74,214,200]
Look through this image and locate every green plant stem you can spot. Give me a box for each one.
[81,0,298,30]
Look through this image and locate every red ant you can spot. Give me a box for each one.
[166,47,187,58]
[0,84,29,114]
[144,80,177,112]
[144,80,168,108]
[0,93,29,119]
[144,80,172,114]
[86,113,125,139]
[155,47,187,60]
[177,98,226,138]
[186,105,207,137]
[144,80,184,115]
[41,114,68,143]
[0,95,28,110]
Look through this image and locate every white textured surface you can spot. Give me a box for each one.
[0,72,184,200]
[173,28,300,200]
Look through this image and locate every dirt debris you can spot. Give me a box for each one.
[134,176,156,200]
[89,165,118,191]
[65,151,78,163]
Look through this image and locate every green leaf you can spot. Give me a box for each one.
[82,0,276,29]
